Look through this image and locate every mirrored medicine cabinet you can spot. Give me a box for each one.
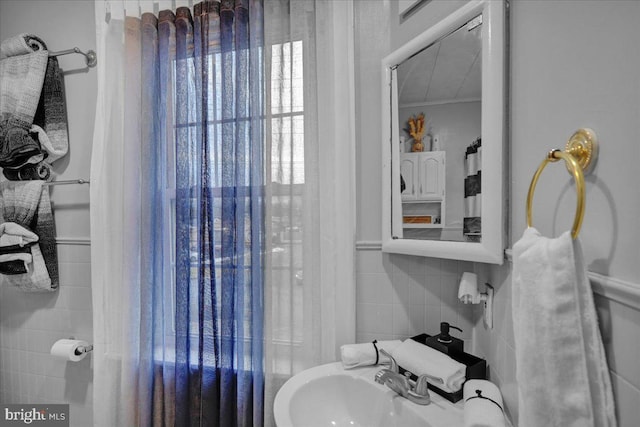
[381,0,507,264]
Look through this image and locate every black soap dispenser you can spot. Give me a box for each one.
[426,322,464,355]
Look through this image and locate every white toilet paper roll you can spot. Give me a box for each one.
[463,379,506,427]
[50,339,90,362]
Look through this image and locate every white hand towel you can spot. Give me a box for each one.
[392,338,466,393]
[512,228,616,427]
[463,379,506,427]
[0,221,38,247]
[0,222,37,273]
[340,340,402,369]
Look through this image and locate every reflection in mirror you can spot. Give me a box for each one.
[381,0,506,264]
[396,15,482,243]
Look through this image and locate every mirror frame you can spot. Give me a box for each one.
[381,0,506,264]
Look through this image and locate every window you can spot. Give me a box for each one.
[158,41,306,354]
[270,40,305,185]
[268,40,306,349]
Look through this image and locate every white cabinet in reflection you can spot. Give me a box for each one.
[400,151,445,230]
[400,151,445,201]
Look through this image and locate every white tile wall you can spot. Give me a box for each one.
[0,2,95,425]
[610,371,640,427]
[356,251,640,427]
[0,243,93,427]
[473,262,640,427]
[473,262,518,423]
[355,249,475,346]
[594,293,640,427]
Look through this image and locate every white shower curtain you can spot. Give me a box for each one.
[90,0,355,425]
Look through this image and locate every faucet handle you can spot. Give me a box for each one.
[414,373,443,395]
[378,348,399,373]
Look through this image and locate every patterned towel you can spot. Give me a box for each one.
[0,221,38,275]
[0,33,46,59]
[2,160,51,181]
[0,180,58,291]
[33,55,69,163]
[0,34,49,169]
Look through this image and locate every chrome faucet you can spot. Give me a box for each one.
[374,349,440,406]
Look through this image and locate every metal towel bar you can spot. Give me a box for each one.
[44,179,90,186]
[49,47,97,68]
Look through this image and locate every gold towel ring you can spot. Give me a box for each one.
[526,128,598,239]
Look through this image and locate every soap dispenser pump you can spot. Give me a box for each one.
[426,322,464,355]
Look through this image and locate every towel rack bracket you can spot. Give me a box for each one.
[49,47,97,68]
[563,128,598,175]
[527,128,598,240]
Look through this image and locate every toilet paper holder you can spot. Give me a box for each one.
[64,337,93,355]
[74,344,94,355]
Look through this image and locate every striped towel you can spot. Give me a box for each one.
[0,34,49,169]
[33,55,69,163]
[0,221,38,275]
[0,180,58,291]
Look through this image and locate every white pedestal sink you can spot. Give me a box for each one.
[274,362,464,427]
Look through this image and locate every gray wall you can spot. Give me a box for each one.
[0,1,96,426]
[355,1,640,426]
[477,1,640,425]
[354,0,475,367]
[2,1,639,426]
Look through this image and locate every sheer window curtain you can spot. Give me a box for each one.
[262,3,356,424]
[91,0,355,426]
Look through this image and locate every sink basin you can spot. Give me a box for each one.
[274,362,464,427]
